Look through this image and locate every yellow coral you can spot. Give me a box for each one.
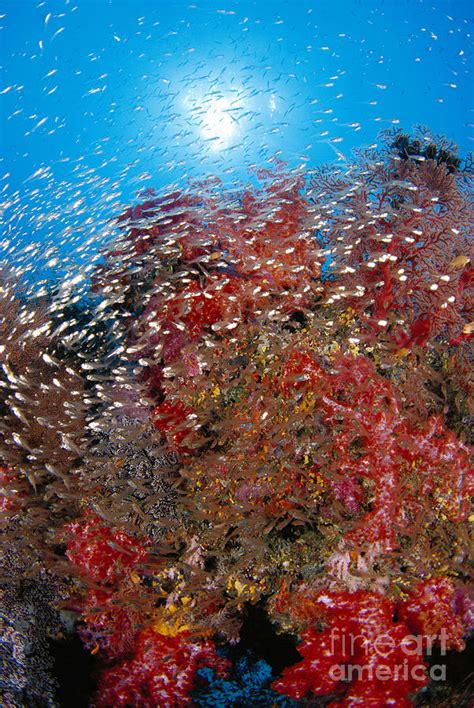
[153,615,190,637]
[226,574,267,603]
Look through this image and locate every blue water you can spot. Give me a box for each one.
[0,0,473,281]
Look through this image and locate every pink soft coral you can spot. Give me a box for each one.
[281,352,473,554]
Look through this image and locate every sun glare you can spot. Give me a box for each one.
[200,97,239,150]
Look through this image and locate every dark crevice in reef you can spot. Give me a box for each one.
[49,631,97,708]
[414,635,474,707]
[239,601,300,676]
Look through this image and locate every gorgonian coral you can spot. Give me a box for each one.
[309,128,473,351]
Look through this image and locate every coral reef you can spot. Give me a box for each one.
[1,133,472,705]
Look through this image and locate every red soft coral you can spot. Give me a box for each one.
[396,415,474,524]
[398,577,470,652]
[153,399,195,453]
[280,352,472,554]
[75,586,141,660]
[65,515,151,660]
[94,628,228,707]
[66,514,149,585]
[272,589,428,705]
[0,465,28,517]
